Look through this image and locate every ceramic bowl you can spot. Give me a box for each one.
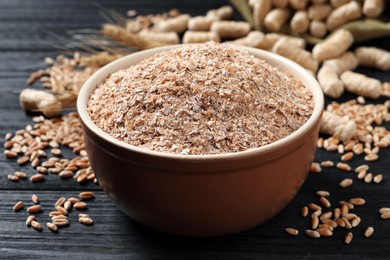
[77,44,324,237]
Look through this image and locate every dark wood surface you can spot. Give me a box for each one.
[0,0,389,259]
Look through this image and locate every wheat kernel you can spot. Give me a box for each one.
[301,206,309,217]
[318,224,334,231]
[349,198,365,206]
[312,209,322,218]
[31,194,39,204]
[36,166,48,174]
[47,222,58,233]
[342,217,352,229]
[364,227,374,237]
[26,215,35,226]
[364,154,378,161]
[59,170,74,179]
[79,217,94,225]
[56,206,68,216]
[74,201,88,210]
[338,144,345,154]
[67,197,80,204]
[55,197,66,207]
[64,201,72,211]
[357,171,367,180]
[340,201,354,209]
[373,174,383,183]
[335,218,346,227]
[304,229,320,238]
[4,150,18,159]
[285,228,299,236]
[52,219,69,227]
[344,232,353,244]
[320,196,331,208]
[17,156,29,165]
[30,174,45,183]
[51,148,62,156]
[355,164,369,173]
[339,178,353,188]
[316,190,330,197]
[322,218,337,228]
[13,201,24,212]
[320,211,332,220]
[77,174,88,183]
[308,203,322,211]
[31,158,40,168]
[310,162,322,173]
[341,204,349,216]
[31,220,42,231]
[337,162,351,171]
[316,228,333,237]
[15,171,27,179]
[341,152,353,161]
[364,173,373,183]
[48,167,61,174]
[311,216,320,229]
[351,217,361,227]
[334,208,341,219]
[49,211,64,217]
[381,211,390,219]
[320,161,334,168]
[7,174,19,182]
[27,205,42,213]
[79,191,95,200]
[51,215,68,221]
[379,208,390,214]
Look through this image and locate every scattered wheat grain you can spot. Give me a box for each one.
[27,205,42,213]
[79,191,95,200]
[31,220,42,231]
[26,215,35,226]
[30,174,45,183]
[320,196,331,208]
[365,154,378,161]
[337,162,351,171]
[47,222,58,232]
[79,217,94,225]
[364,227,374,237]
[344,232,353,244]
[316,228,333,237]
[74,201,87,210]
[301,206,309,217]
[339,178,353,188]
[320,161,334,168]
[285,228,299,236]
[381,212,390,219]
[373,174,383,183]
[364,173,373,183]
[13,201,24,212]
[304,229,320,238]
[379,208,390,214]
[15,171,27,179]
[32,194,39,204]
[351,217,361,227]
[349,198,366,206]
[341,152,353,161]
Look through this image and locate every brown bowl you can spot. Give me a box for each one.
[77,44,324,237]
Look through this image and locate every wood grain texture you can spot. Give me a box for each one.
[0,0,389,259]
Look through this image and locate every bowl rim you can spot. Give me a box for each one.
[77,44,324,161]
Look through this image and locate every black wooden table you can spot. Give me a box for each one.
[1,0,389,259]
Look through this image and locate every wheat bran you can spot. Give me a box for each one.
[88,42,313,155]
